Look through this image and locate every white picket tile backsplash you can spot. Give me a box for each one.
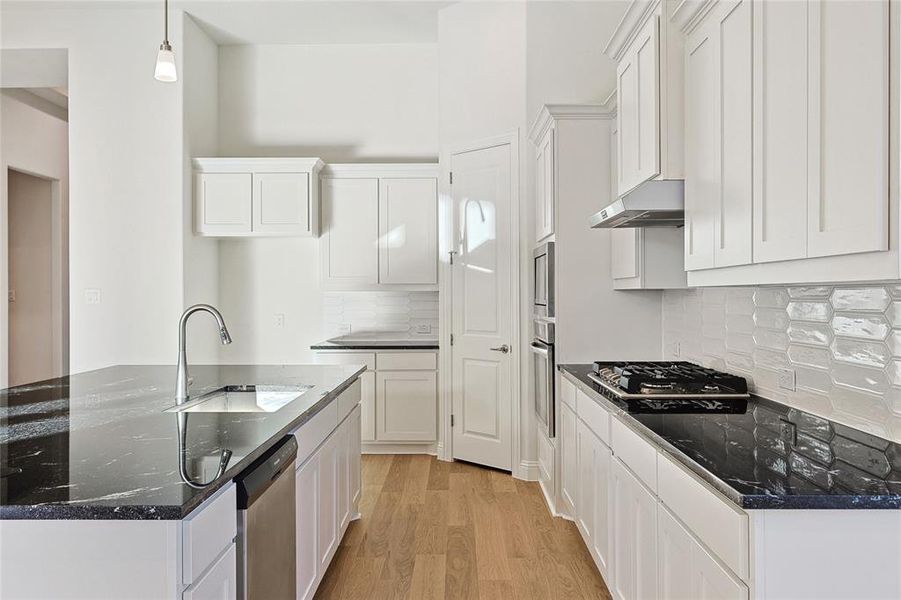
[664,285,901,444]
[322,291,439,337]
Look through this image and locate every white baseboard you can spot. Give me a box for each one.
[362,442,437,455]
[515,459,540,481]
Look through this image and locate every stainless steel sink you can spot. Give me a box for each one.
[165,384,313,414]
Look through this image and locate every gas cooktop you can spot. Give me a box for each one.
[588,361,749,400]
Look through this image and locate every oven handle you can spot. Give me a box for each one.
[530,342,550,356]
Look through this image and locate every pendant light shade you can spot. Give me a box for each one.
[154,0,177,82]
[154,42,177,82]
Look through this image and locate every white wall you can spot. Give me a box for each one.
[218,43,439,160]
[0,91,69,388]
[525,0,628,120]
[182,14,222,363]
[1,6,185,376]
[214,42,440,364]
[8,171,54,385]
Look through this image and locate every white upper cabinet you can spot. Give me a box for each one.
[320,177,380,288]
[193,158,322,237]
[684,0,752,270]
[606,1,684,198]
[535,126,556,242]
[678,0,893,286]
[378,178,438,285]
[320,165,438,291]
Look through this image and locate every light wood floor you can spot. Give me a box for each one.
[314,454,612,600]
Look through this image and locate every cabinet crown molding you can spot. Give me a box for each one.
[193,157,324,173]
[528,104,613,144]
[603,0,662,61]
[320,163,438,179]
[670,0,718,34]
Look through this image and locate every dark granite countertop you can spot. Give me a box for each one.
[560,364,901,510]
[311,336,438,351]
[1,364,364,520]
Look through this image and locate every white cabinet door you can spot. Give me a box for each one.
[559,402,578,517]
[535,126,555,241]
[658,504,748,600]
[576,420,596,543]
[684,24,716,270]
[252,172,310,235]
[296,455,319,600]
[196,173,252,235]
[592,436,612,579]
[611,457,658,600]
[617,15,661,195]
[375,370,437,442]
[336,418,350,533]
[360,370,376,442]
[752,0,808,263]
[316,433,339,574]
[350,406,362,510]
[806,0,889,258]
[378,178,438,284]
[685,0,752,270]
[320,178,379,288]
[183,543,237,600]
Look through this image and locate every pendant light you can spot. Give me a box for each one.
[154,0,177,82]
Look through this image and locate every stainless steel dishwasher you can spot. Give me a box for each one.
[236,435,297,600]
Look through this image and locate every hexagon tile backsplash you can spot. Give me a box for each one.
[663,285,901,444]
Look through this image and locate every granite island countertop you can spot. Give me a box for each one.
[560,364,901,509]
[310,335,438,351]
[0,364,364,520]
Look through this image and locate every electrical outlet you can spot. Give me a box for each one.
[273,313,285,328]
[7,290,15,303]
[85,288,101,305]
[415,324,432,334]
[336,323,351,335]
[778,368,796,391]
[671,341,681,358]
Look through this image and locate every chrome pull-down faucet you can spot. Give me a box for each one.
[175,304,232,404]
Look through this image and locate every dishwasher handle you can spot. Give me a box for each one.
[236,435,298,509]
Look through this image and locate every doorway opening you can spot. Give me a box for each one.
[7,168,68,386]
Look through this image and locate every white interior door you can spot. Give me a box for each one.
[450,142,514,471]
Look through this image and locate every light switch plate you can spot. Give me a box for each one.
[335,323,351,335]
[416,324,432,334]
[7,290,15,303]
[85,288,101,305]
[273,313,285,328]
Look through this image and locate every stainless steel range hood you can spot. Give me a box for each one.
[589,180,684,228]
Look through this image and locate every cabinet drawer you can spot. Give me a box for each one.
[576,390,610,445]
[293,400,339,465]
[611,417,657,491]
[376,352,437,371]
[560,376,576,410]
[658,452,749,580]
[182,484,237,585]
[183,543,236,599]
[337,378,362,424]
[314,352,376,370]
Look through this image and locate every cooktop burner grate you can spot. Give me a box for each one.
[589,361,749,399]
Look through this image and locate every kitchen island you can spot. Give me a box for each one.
[0,363,364,598]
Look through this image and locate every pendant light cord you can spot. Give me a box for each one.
[163,0,169,45]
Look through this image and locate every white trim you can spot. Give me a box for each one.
[602,88,618,113]
[516,460,540,482]
[603,0,661,61]
[443,130,522,475]
[671,0,719,35]
[362,442,437,455]
[320,163,438,178]
[527,104,613,144]
[192,157,324,173]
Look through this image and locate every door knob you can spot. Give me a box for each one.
[490,344,510,354]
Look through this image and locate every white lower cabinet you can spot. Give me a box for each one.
[611,457,658,600]
[316,422,339,574]
[182,544,237,600]
[295,453,319,600]
[559,402,578,516]
[375,370,437,442]
[577,419,612,579]
[658,505,748,600]
[360,370,376,442]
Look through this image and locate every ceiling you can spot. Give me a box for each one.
[1,1,451,45]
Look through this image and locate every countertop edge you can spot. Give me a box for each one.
[558,364,901,511]
[310,342,439,351]
[0,365,367,521]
